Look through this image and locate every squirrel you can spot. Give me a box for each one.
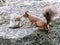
[22,11,49,31]
[42,4,58,30]
[22,4,58,31]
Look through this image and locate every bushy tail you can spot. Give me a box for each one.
[43,9,57,25]
[43,4,58,25]
[44,11,51,25]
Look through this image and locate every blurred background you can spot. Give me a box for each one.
[0,0,60,45]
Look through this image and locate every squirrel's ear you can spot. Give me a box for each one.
[23,11,29,17]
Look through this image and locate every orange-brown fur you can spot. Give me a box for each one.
[23,11,49,31]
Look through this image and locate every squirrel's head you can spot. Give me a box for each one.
[23,11,29,18]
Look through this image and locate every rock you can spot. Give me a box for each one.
[8,13,21,28]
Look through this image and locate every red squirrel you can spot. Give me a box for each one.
[22,4,57,31]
